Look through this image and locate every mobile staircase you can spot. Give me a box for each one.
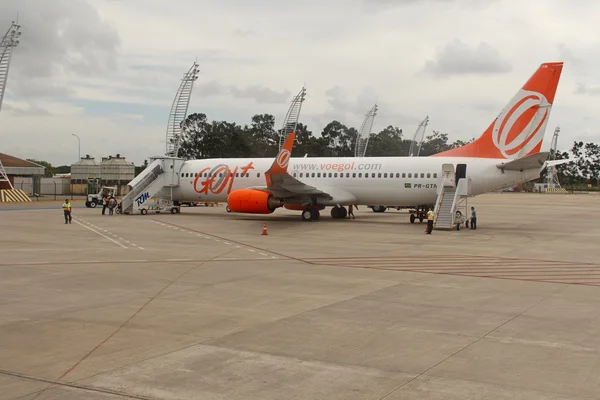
[433,164,471,230]
[119,157,184,215]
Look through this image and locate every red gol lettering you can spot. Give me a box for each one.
[193,162,255,195]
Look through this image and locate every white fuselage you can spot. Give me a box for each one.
[167,156,540,206]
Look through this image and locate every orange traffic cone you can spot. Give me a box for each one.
[261,223,268,235]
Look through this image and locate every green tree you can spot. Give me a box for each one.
[134,159,149,177]
[27,159,54,177]
[419,131,450,156]
[55,165,71,174]
[178,113,212,159]
[366,126,410,156]
[248,114,279,157]
[319,121,355,157]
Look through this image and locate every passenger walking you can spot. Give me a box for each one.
[347,205,355,219]
[470,207,477,230]
[426,207,434,234]
[108,196,117,215]
[62,199,72,224]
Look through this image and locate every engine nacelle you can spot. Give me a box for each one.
[227,189,283,214]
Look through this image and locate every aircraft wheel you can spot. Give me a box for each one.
[330,207,339,219]
[301,209,312,221]
[330,206,346,219]
[226,205,231,212]
[141,209,147,215]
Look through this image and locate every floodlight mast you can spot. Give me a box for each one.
[408,115,429,157]
[354,104,378,157]
[165,62,200,157]
[279,87,306,151]
[545,126,562,187]
[0,21,22,113]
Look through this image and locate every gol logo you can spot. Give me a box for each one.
[492,89,549,158]
[276,149,291,169]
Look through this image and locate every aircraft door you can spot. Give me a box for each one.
[456,164,467,182]
[441,163,455,187]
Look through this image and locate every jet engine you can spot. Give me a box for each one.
[227,189,283,214]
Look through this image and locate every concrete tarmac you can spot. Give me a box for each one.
[1,193,599,399]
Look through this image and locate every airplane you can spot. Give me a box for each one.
[170,62,567,222]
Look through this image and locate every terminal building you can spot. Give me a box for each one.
[0,153,45,202]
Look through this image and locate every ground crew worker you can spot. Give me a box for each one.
[62,199,72,224]
[102,194,108,215]
[426,207,434,234]
[470,206,477,230]
[347,205,355,219]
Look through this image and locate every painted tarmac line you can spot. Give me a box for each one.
[15,261,50,265]
[74,220,128,249]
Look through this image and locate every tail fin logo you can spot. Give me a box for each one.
[492,89,550,158]
[276,149,291,169]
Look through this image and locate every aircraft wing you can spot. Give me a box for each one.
[248,174,333,199]
[250,132,333,201]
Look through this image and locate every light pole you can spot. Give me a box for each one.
[71,134,80,160]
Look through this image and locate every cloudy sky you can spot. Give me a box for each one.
[1,0,599,166]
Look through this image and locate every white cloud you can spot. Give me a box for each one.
[422,39,513,78]
[1,0,599,166]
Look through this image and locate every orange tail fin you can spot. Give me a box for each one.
[434,62,564,159]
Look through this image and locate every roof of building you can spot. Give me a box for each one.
[0,153,45,168]
[72,155,100,166]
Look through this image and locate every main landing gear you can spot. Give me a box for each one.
[299,203,349,222]
[302,206,348,221]
[301,208,320,221]
[330,206,347,220]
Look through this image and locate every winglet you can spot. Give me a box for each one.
[266,132,296,175]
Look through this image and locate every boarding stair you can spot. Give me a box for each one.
[433,186,456,229]
[120,157,184,214]
[433,164,472,230]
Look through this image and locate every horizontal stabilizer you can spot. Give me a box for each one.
[496,152,549,171]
